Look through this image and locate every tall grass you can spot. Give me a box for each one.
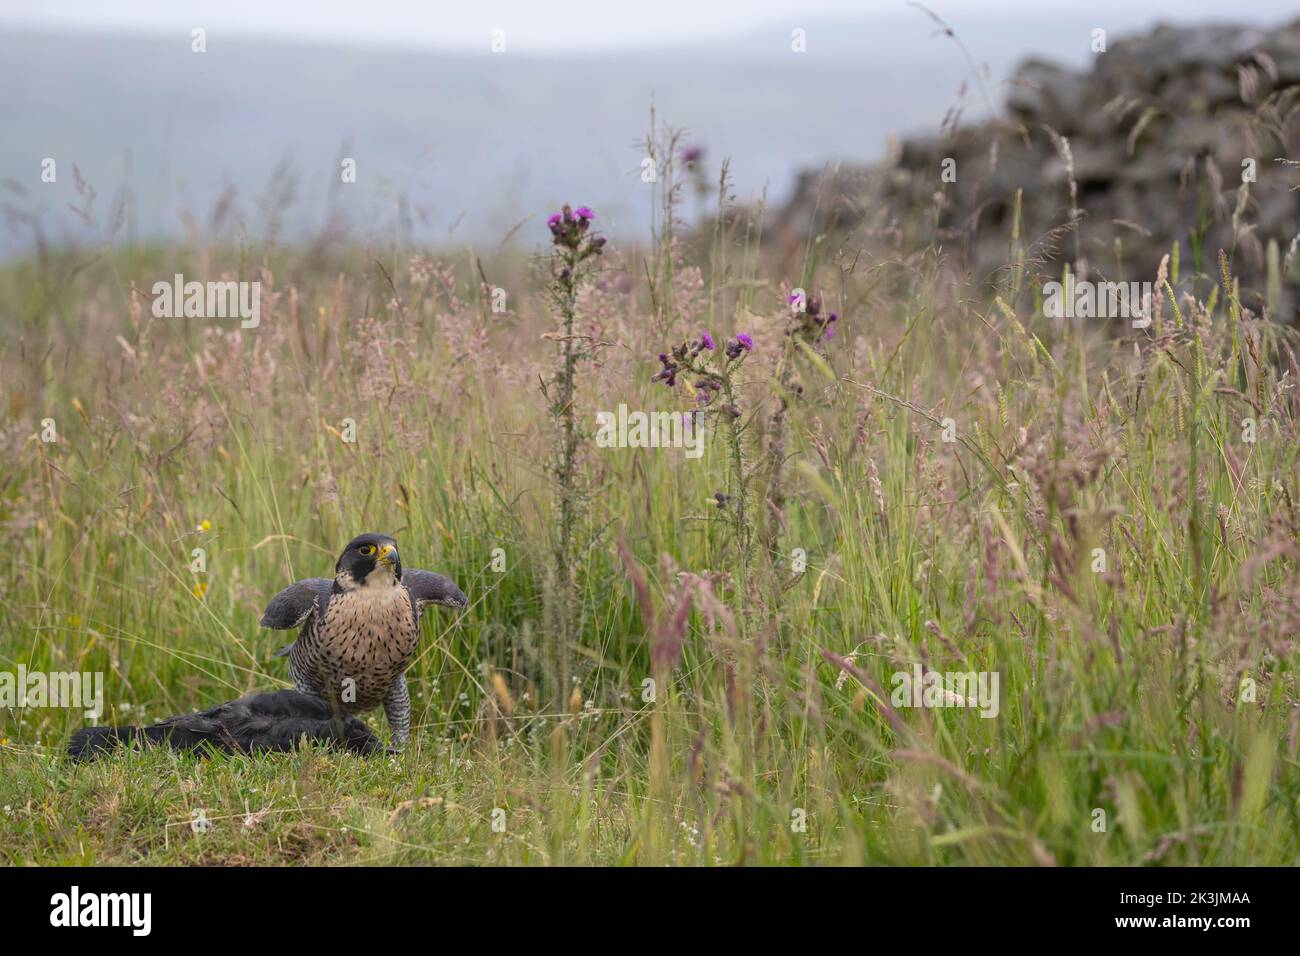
[0,137,1298,865]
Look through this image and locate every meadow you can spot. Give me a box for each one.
[0,127,1298,866]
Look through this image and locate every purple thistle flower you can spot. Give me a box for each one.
[700,331,716,350]
[575,206,594,221]
[652,351,679,387]
[547,213,562,228]
[736,333,754,351]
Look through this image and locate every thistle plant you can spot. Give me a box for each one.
[652,329,755,577]
[786,290,839,344]
[763,291,841,568]
[681,143,709,221]
[541,203,604,699]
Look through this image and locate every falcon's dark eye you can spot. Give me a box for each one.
[358,544,377,557]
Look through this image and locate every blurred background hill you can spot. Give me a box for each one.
[2,0,1297,258]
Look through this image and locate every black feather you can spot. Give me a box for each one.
[259,578,333,629]
[402,568,469,619]
[67,690,384,760]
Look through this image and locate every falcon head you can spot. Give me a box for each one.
[336,532,402,589]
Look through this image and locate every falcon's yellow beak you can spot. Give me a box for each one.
[376,543,397,566]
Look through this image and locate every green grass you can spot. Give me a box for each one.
[1,194,1298,865]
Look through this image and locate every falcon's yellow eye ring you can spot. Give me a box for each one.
[358,544,377,557]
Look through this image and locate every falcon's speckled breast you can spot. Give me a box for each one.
[288,582,418,712]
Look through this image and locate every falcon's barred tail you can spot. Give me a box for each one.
[67,690,385,760]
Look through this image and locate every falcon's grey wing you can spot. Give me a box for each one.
[401,569,468,623]
[260,578,334,631]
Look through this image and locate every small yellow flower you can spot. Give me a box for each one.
[198,519,213,532]
[192,582,209,599]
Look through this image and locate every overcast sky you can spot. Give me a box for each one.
[4,0,1298,255]
[2,0,1296,52]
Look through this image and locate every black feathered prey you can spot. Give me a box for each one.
[68,690,383,760]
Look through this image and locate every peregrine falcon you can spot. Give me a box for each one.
[259,533,468,748]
